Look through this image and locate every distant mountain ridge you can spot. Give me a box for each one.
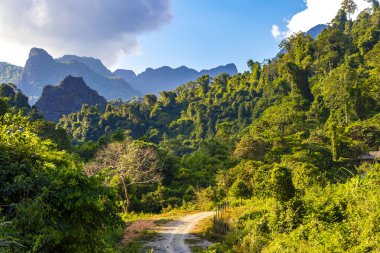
[0,62,23,84]
[31,50,238,96]
[18,48,139,104]
[10,48,237,103]
[114,63,238,94]
[35,76,107,122]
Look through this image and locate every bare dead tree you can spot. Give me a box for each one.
[85,140,162,213]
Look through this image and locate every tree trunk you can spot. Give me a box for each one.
[121,179,129,213]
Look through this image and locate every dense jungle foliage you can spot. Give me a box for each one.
[1,1,380,252]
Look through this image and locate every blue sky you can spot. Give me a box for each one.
[0,0,371,73]
[121,0,307,73]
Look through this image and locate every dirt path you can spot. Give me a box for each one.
[144,212,214,253]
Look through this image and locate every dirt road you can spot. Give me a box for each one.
[144,211,214,253]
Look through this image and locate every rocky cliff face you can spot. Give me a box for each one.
[35,76,107,122]
[18,48,139,104]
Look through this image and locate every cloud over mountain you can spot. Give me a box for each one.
[272,0,371,40]
[0,0,171,66]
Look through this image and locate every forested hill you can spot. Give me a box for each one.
[1,2,380,252]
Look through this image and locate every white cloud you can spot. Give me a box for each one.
[271,25,291,40]
[0,0,172,67]
[271,25,281,38]
[272,0,372,39]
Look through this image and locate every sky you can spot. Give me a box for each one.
[0,0,372,74]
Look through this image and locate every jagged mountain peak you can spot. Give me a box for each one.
[28,47,54,60]
[18,48,139,103]
[35,75,107,122]
[58,75,87,89]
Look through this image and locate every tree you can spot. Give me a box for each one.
[366,42,380,75]
[234,135,269,161]
[0,99,7,116]
[271,166,295,202]
[229,179,251,204]
[86,140,162,213]
[342,0,358,20]
[333,8,348,31]
[247,60,261,80]
[144,94,158,107]
[368,0,380,9]
[197,75,210,95]
[160,91,177,106]
[216,122,235,140]
[280,62,313,102]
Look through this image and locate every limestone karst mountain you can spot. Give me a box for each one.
[18,48,139,103]
[35,75,107,122]
[2,47,237,104]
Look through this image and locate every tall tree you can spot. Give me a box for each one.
[271,166,296,202]
[342,0,358,20]
[229,179,251,204]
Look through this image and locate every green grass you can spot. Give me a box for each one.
[153,218,173,226]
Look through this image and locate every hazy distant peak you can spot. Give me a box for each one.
[56,54,113,77]
[59,54,100,62]
[0,62,23,84]
[113,69,136,81]
[224,63,238,69]
[200,63,238,76]
[116,63,238,94]
[0,61,22,68]
[58,75,87,89]
[141,64,237,74]
[29,47,54,60]
[306,24,328,39]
